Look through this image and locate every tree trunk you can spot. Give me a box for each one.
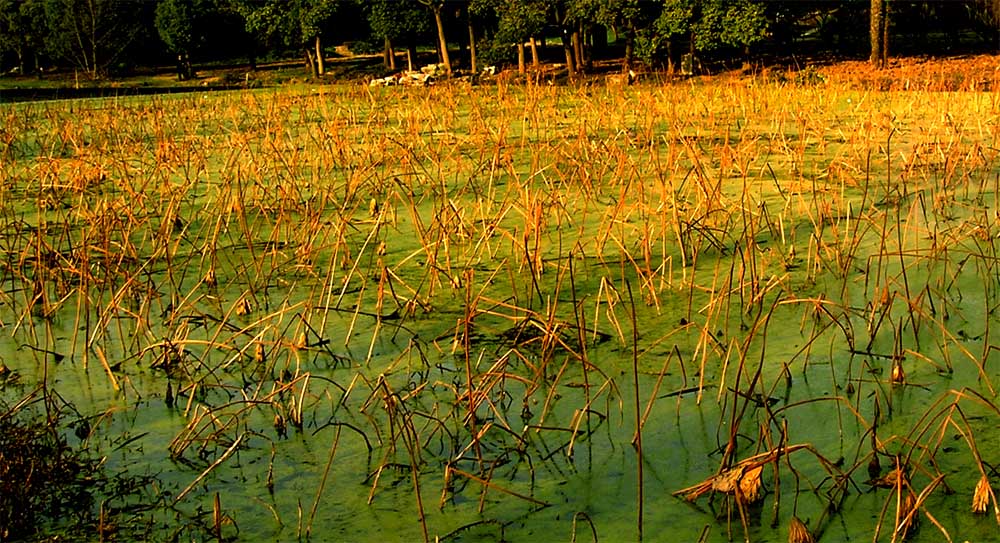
[623,27,635,72]
[553,4,574,75]
[384,38,396,70]
[870,0,887,68]
[305,48,317,78]
[562,32,575,76]
[432,6,452,76]
[666,39,674,74]
[681,31,697,75]
[12,32,28,75]
[529,37,539,68]
[517,42,526,74]
[406,44,416,71]
[89,1,98,78]
[176,53,193,81]
[572,28,584,72]
[315,35,325,75]
[882,2,890,62]
[467,16,477,72]
[993,0,1000,53]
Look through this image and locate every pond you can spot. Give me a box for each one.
[1,80,998,541]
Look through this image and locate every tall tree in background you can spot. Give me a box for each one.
[0,0,46,75]
[652,0,692,71]
[563,0,619,74]
[234,0,339,78]
[468,0,505,69]
[646,0,767,71]
[366,0,431,71]
[477,0,546,73]
[5,0,1000,79]
[300,0,338,75]
[973,0,1000,50]
[43,0,144,78]
[418,0,451,76]
[464,2,479,72]
[590,0,652,71]
[155,0,212,80]
[553,0,583,74]
[870,0,887,67]
[694,0,768,53]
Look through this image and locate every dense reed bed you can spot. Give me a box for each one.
[1,75,998,541]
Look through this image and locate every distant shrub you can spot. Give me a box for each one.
[476,37,516,70]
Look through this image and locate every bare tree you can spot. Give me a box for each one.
[45,0,142,78]
[418,0,451,76]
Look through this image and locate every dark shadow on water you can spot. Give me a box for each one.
[0,84,248,104]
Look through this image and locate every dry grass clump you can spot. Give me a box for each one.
[972,474,991,514]
[787,516,813,543]
[811,54,1000,91]
[1,402,93,538]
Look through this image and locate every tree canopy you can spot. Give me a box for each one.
[0,0,997,79]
